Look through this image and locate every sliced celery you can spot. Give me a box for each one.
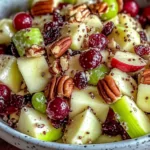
[88,64,109,85]
[111,96,150,138]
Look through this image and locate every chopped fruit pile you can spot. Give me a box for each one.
[0,0,150,145]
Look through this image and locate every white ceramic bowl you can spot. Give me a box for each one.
[0,0,150,150]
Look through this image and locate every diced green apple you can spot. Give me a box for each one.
[118,13,141,31]
[94,134,122,144]
[105,16,119,26]
[17,107,62,141]
[17,56,51,94]
[0,19,16,44]
[65,54,83,77]
[108,25,140,53]
[137,84,150,113]
[61,23,87,50]
[88,64,109,85]
[12,28,44,56]
[63,108,102,144]
[70,86,109,122]
[83,15,103,34]
[0,55,22,93]
[111,96,150,138]
[109,68,137,99]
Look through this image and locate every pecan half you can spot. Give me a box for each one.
[49,56,69,75]
[97,75,121,104]
[45,75,74,100]
[26,45,45,57]
[31,0,54,16]
[117,0,124,12]
[141,69,150,84]
[46,36,72,59]
[68,5,90,23]
[89,2,108,14]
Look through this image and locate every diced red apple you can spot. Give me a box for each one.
[111,51,146,72]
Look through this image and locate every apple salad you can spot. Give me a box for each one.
[0,0,150,145]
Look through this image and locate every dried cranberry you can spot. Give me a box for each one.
[0,45,6,54]
[89,34,108,50]
[10,94,25,109]
[6,106,18,115]
[13,12,32,31]
[74,71,87,89]
[102,120,122,136]
[101,22,114,36]
[43,22,60,45]
[135,45,150,56]
[138,31,147,42]
[123,1,139,17]
[51,117,69,129]
[5,43,19,57]
[53,11,64,26]
[79,49,102,70]
[46,97,69,121]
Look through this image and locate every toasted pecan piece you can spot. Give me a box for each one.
[97,75,121,104]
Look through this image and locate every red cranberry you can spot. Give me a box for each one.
[123,1,139,17]
[138,31,147,42]
[101,22,114,36]
[43,22,60,45]
[0,45,6,54]
[6,106,18,115]
[79,49,102,70]
[6,43,19,57]
[0,84,11,103]
[74,71,87,89]
[135,45,150,56]
[13,12,32,31]
[0,98,6,114]
[89,34,108,50]
[53,11,64,26]
[143,6,150,22]
[46,97,69,121]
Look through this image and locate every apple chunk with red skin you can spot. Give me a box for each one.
[111,51,146,72]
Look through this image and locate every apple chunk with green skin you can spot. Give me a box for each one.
[0,19,16,44]
[61,23,87,50]
[111,96,150,138]
[108,25,140,53]
[109,68,137,99]
[0,55,22,93]
[12,28,44,56]
[137,84,150,113]
[17,56,51,94]
[70,86,109,122]
[63,108,102,144]
[17,107,62,141]
[94,134,122,144]
[111,51,146,72]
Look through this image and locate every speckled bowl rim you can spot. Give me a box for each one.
[0,120,150,149]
